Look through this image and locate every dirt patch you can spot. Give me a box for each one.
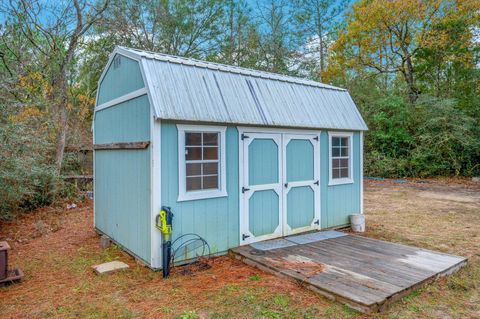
[417,190,480,204]
[0,201,91,244]
[0,178,479,318]
[0,203,326,319]
[172,257,212,276]
[265,255,325,278]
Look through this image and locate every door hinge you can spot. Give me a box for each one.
[284,182,288,188]
[314,180,319,186]
[241,133,249,140]
[314,219,320,225]
[242,186,250,193]
[313,136,319,141]
[242,234,250,241]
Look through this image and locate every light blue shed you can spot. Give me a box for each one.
[93,46,368,269]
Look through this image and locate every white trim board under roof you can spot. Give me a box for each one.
[102,46,369,131]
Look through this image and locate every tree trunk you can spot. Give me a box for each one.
[54,77,69,174]
[316,6,324,81]
[229,0,235,63]
[55,104,68,174]
[404,55,419,103]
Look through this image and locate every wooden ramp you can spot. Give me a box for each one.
[231,231,467,313]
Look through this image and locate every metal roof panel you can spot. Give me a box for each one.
[116,46,368,131]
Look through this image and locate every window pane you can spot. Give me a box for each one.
[341,146,349,157]
[203,133,218,146]
[186,147,202,160]
[186,133,201,146]
[339,158,349,168]
[203,175,218,189]
[186,177,201,191]
[341,137,349,147]
[340,168,349,178]
[332,137,340,147]
[332,158,341,169]
[186,163,201,176]
[332,147,340,157]
[332,168,340,178]
[203,163,218,175]
[203,147,218,160]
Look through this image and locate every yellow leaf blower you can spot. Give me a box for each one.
[156,206,173,278]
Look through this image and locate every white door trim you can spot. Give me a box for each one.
[240,132,283,245]
[238,127,321,245]
[282,133,321,236]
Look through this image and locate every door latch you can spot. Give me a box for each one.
[242,234,250,241]
[242,187,250,193]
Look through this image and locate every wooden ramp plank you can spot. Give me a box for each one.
[305,239,437,281]
[231,233,467,314]
[333,235,465,273]
[288,244,420,288]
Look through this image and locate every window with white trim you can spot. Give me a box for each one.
[177,125,227,201]
[329,133,353,185]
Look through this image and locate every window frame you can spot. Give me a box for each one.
[328,131,354,186]
[177,124,227,201]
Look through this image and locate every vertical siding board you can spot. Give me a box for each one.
[322,132,361,228]
[94,97,151,264]
[287,186,314,229]
[286,140,314,182]
[320,132,329,228]
[94,95,150,144]
[248,139,278,185]
[161,123,239,261]
[97,55,145,105]
[158,123,360,261]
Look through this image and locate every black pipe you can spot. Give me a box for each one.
[162,206,173,278]
[162,241,171,278]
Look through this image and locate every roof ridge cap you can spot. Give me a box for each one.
[117,46,346,92]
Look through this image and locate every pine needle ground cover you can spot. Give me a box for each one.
[0,179,478,319]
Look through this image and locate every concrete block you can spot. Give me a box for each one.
[92,261,129,275]
[100,235,111,249]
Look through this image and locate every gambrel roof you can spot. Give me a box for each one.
[102,46,368,131]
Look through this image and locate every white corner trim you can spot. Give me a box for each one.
[360,131,364,214]
[177,124,227,202]
[238,127,245,245]
[328,131,354,186]
[95,88,147,112]
[92,106,96,228]
[150,118,162,269]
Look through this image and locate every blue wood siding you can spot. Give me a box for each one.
[248,139,279,185]
[286,139,314,182]
[95,95,150,144]
[161,122,239,260]
[287,186,315,229]
[320,131,361,228]
[97,54,144,105]
[94,96,151,263]
[249,190,279,236]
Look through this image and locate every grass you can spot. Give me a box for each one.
[0,179,479,318]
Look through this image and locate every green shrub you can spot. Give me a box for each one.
[0,119,59,219]
[362,93,480,177]
[411,96,480,176]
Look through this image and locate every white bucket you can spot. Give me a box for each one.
[350,214,365,232]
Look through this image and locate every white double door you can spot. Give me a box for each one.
[240,130,320,244]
